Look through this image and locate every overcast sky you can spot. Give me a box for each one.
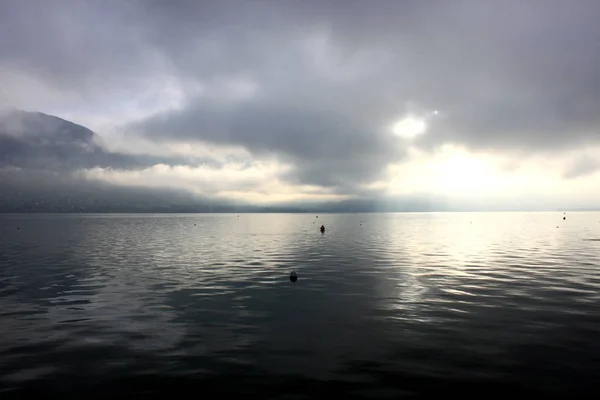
[1,0,599,209]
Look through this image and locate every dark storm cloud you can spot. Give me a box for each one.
[289,0,600,153]
[0,0,153,96]
[133,85,406,189]
[128,0,600,188]
[1,0,600,192]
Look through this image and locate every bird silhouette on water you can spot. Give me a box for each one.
[320,225,325,233]
[290,270,298,283]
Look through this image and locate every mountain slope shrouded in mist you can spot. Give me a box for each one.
[0,109,225,212]
[0,109,194,171]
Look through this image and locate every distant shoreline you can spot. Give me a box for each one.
[1,210,597,214]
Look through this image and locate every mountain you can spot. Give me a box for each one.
[0,109,95,142]
[0,109,222,212]
[0,109,146,171]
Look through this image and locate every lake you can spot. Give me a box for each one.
[1,212,599,397]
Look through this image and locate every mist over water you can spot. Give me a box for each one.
[1,212,600,397]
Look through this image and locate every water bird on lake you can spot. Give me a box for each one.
[320,225,325,233]
[290,270,298,283]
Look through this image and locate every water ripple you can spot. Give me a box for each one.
[1,212,600,396]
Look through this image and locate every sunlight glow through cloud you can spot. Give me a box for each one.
[385,145,549,197]
[391,116,427,139]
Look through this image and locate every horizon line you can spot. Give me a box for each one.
[0,210,597,215]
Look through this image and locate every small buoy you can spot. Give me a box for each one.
[290,270,298,283]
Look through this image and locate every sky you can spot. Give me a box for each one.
[1,0,600,211]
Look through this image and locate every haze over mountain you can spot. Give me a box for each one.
[1,0,600,212]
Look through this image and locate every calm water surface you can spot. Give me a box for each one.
[1,212,600,397]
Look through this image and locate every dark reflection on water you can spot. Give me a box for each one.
[1,212,600,397]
